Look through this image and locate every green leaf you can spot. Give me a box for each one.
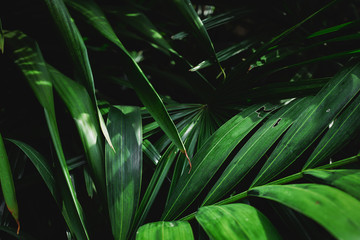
[307,21,357,39]
[0,134,19,234]
[249,184,360,239]
[304,169,360,200]
[196,204,281,240]
[136,221,194,240]
[6,139,57,200]
[66,0,187,155]
[203,98,309,206]
[47,64,106,197]
[106,106,142,240]
[162,104,275,220]
[4,30,88,239]
[252,62,360,187]
[303,93,360,169]
[171,0,224,77]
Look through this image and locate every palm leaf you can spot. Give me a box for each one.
[136,221,194,240]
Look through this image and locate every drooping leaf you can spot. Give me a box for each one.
[304,169,360,200]
[66,0,187,156]
[196,204,281,240]
[106,106,142,240]
[47,64,106,197]
[303,92,360,169]
[136,221,194,240]
[249,184,360,239]
[162,104,275,220]
[203,98,309,206]
[4,30,89,239]
[252,62,360,187]
[171,0,224,76]
[0,134,19,234]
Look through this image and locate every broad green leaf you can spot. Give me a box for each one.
[304,169,360,200]
[252,62,360,187]
[106,106,142,240]
[0,134,19,234]
[303,92,360,169]
[249,184,360,239]
[66,0,187,155]
[4,30,88,239]
[196,204,281,240]
[171,0,224,76]
[203,98,309,206]
[47,64,106,196]
[136,221,194,240]
[162,104,275,220]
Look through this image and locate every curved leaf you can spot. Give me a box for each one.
[303,92,360,169]
[252,62,360,187]
[162,104,275,220]
[4,30,88,239]
[136,221,194,240]
[47,65,106,196]
[304,169,360,200]
[249,184,360,239]
[0,134,19,234]
[203,98,309,206]
[106,106,142,240]
[65,0,187,156]
[196,204,281,240]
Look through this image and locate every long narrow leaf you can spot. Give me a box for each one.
[0,134,19,234]
[162,104,275,220]
[136,221,194,240]
[106,106,142,240]
[66,0,187,157]
[196,204,281,240]
[249,184,360,239]
[203,98,309,206]
[252,62,360,187]
[303,92,360,169]
[47,64,106,196]
[4,30,88,239]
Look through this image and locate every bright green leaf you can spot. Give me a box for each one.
[136,221,194,240]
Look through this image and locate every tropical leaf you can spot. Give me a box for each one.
[196,204,281,240]
[252,62,360,187]
[47,64,106,196]
[249,184,360,239]
[106,106,142,240]
[0,134,19,234]
[4,30,89,239]
[202,97,309,206]
[65,0,187,157]
[303,92,360,169]
[136,221,194,240]
[304,169,360,200]
[162,104,275,220]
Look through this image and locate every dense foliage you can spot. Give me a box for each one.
[1,0,360,239]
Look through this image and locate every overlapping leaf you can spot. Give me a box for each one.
[252,62,360,187]
[0,134,19,234]
[196,204,281,240]
[249,184,360,239]
[162,104,275,220]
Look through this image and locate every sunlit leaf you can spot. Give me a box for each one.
[249,184,360,239]
[136,221,194,240]
[196,204,281,240]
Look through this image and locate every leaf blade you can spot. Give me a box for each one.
[136,221,194,240]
